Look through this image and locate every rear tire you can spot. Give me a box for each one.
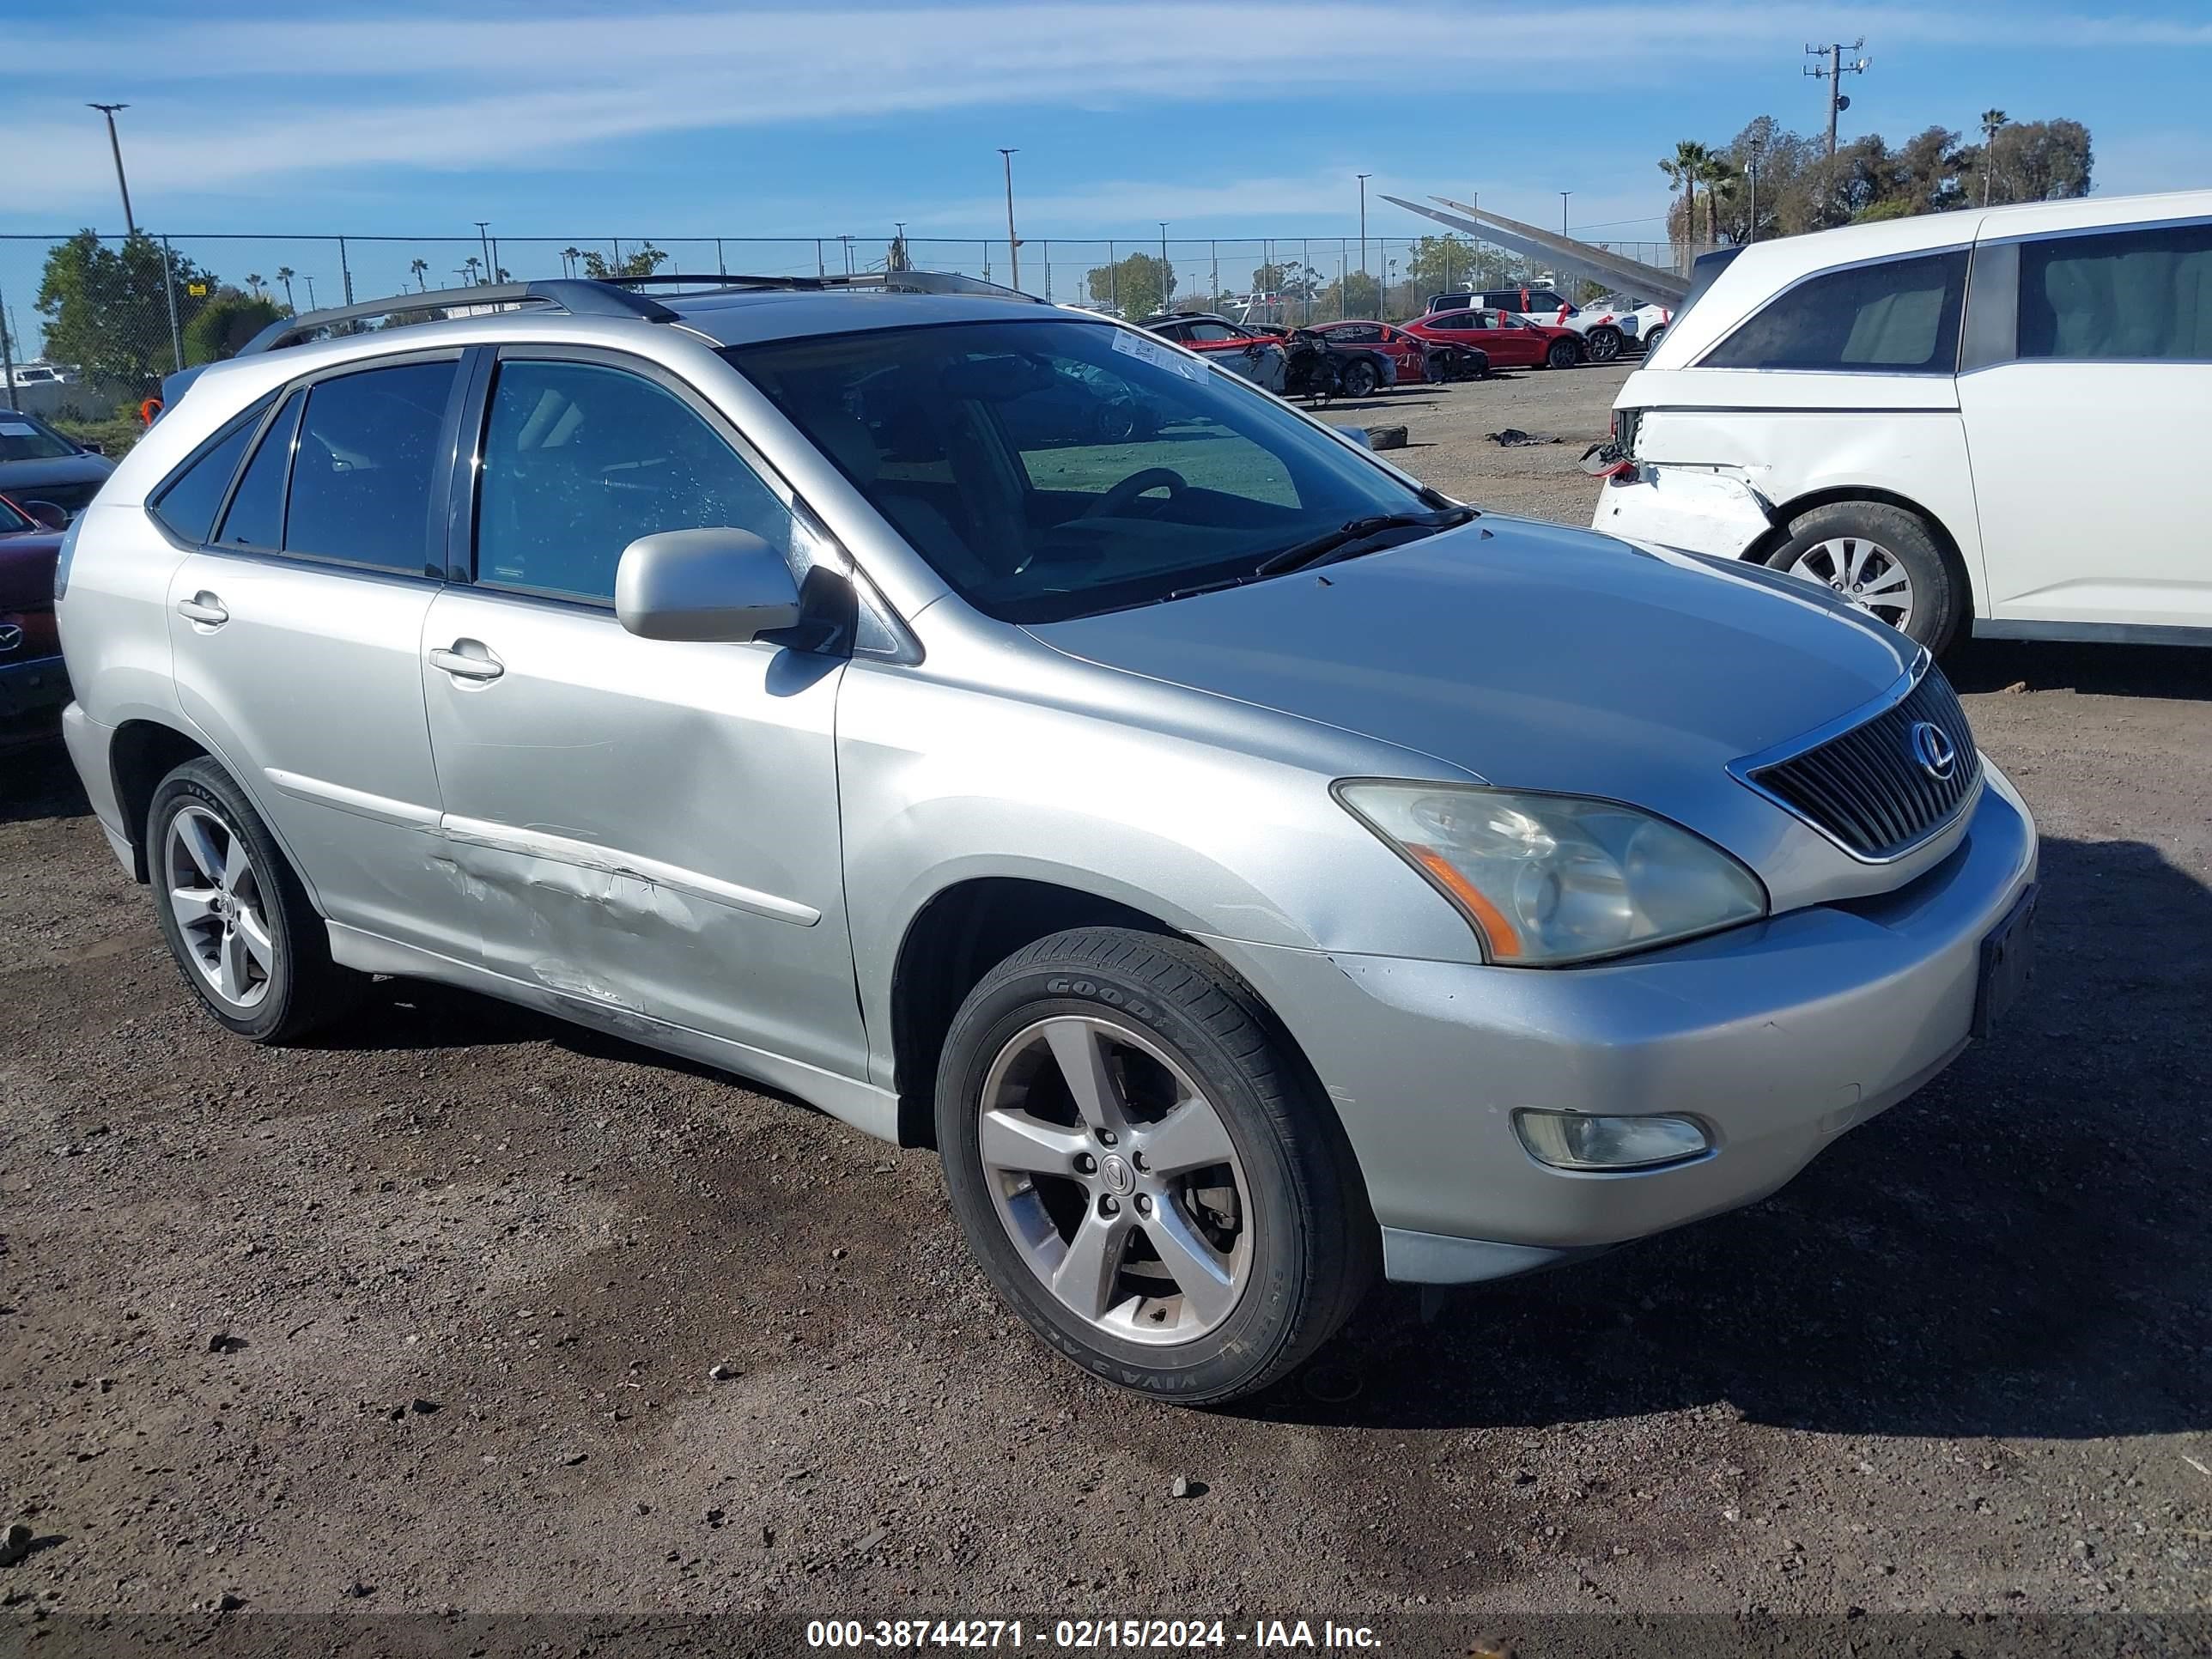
[936,927,1377,1405]
[1545,337,1579,370]
[1763,501,1965,654]
[147,757,365,1043]
[1584,325,1623,363]
[1338,358,1381,398]
[1640,325,1666,356]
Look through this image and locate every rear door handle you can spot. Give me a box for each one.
[428,641,505,682]
[177,592,228,627]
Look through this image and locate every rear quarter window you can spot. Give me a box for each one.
[1702,250,1969,374]
[149,397,272,544]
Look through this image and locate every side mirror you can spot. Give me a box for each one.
[614,527,802,643]
[21,500,68,531]
[78,441,106,456]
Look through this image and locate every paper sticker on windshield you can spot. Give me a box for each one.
[1111,330,1200,380]
[0,422,36,437]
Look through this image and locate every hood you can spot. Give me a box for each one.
[0,529,63,611]
[1027,515,1915,813]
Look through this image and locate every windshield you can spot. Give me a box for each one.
[725,318,1427,623]
[0,413,77,463]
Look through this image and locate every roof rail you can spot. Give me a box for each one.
[595,270,1048,303]
[235,278,680,357]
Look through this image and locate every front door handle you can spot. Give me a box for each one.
[177,592,228,627]
[428,641,505,682]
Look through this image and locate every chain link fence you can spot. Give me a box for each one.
[1,229,1719,448]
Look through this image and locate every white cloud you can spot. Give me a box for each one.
[12,1,2206,214]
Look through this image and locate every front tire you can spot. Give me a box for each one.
[147,757,364,1043]
[1338,358,1381,398]
[1763,501,1964,653]
[1584,325,1623,363]
[936,927,1376,1405]
[1545,337,1579,370]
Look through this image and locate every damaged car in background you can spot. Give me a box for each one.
[1594,190,2212,653]
[1139,313,1398,399]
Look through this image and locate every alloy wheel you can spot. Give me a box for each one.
[163,802,276,1011]
[1785,536,1917,630]
[976,1015,1251,1346]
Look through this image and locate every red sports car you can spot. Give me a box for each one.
[0,492,70,750]
[1314,320,1486,382]
[1402,307,1584,371]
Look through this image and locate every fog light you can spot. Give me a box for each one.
[1514,1110,1710,1171]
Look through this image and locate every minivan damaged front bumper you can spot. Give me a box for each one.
[1591,465,1780,562]
[1206,768,2039,1285]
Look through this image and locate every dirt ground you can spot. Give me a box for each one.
[3,359,2209,1652]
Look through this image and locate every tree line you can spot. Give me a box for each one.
[1662,112,2093,245]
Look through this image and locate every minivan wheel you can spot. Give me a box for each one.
[148,757,364,1043]
[936,927,1376,1404]
[1764,501,1961,653]
[1584,325,1623,363]
[1545,337,1579,370]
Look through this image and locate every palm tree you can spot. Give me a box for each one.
[463,255,483,286]
[560,246,582,278]
[1979,109,2009,206]
[1697,155,1738,243]
[275,266,296,310]
[1659,141,1712,258]
[410,257,429,291]
[246,272,265,300]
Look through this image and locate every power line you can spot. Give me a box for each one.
[1804,39,1872,158]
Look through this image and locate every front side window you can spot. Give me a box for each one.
[476,359,795,603]
[283,361,458,572]
[726,317,1428,623]
[2020,222,2212,362]
[1183,321,1241,343]
[1704,251,1968,374]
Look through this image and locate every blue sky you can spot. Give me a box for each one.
[9,2,2212,259]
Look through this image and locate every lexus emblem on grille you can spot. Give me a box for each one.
[0,623,21,655]
[1910,720,1958,781]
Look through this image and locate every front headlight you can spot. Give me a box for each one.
[1334,781,1767,966]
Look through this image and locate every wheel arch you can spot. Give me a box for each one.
[109,718,214,883]
[1744,485,1983,624]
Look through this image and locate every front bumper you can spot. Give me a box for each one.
[1214,771,2039,1283]
[1590,466,1779,560]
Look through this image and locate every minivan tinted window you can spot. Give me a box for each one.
[150,397,270,544]
[1704,250,1968,374]
[283,361,457,574]
[2020,221,2212,362]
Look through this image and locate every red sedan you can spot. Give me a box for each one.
[1403,307,1583,371]
[0,491,70,750]
[1313,321,1485,382]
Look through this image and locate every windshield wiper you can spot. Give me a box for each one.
[1252,506,1477,579]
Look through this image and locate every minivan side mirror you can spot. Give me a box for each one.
[20,500,69,531]
[613,527,802,643]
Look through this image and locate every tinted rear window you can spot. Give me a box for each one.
[1704,250,1968,374]
[150,398,270,544]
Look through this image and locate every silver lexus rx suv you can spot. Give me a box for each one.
[56,272,2039,1403]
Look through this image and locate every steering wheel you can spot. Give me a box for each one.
[1084,467,1188,520]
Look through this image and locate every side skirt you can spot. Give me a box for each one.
[325,922,901,1143]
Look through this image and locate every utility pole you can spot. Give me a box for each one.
[1158,222,1169,307]
[997,149,1021,292]
[1356,173,1371,296]
[475,222,494,280]
[88,104,137,234]
[1559,191,1572,235]
[1804,40,1870,158]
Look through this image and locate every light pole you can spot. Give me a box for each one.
[1747,139,1763,244]
[1356,173,1371,295]
[1158,222,1169,307]
[997,149,1021,292]
[88,104,137,234]
[475,222,493,282]
[1559,191,1572,235]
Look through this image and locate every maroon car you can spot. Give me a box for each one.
[0,492,70,750]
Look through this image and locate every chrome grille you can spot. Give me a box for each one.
[1739,666,1981,860]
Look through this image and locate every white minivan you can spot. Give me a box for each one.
[1594,190,2212,653]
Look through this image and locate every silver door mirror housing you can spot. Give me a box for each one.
[613,527,803,643]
